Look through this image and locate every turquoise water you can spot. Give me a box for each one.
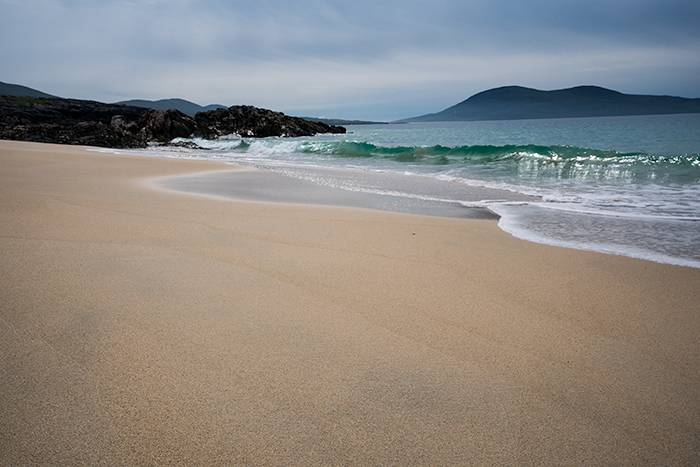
[156,113,700,267]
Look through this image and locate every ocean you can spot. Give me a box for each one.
[131,113,700,268]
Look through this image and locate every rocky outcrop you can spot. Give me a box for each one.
[194,105,346,139]
[0,121,146,148]
[0,95,346,148]
[137,108,196,143]
[0,96,144,126]
[0,96,149,148]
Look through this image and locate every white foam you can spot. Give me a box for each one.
[490,203,700,268]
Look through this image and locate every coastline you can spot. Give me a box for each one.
[154,167,501,220]
[2,140,700,465]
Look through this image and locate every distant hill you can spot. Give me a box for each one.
[0,83,226,117]
[0,81,56,98]
[402,86,700,122]
[115,98,227,117]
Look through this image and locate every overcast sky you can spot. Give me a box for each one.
[2,0,699,120]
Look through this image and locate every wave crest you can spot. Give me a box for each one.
[260,140,698,167]
[180,137,700,184]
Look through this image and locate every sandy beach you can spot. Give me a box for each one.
[2,140,700,465]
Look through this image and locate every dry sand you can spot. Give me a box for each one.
[1,140,699,466]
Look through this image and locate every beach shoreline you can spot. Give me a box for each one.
[153,166,502,220]
[2,140,699,465]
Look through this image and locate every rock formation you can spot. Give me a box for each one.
[0,96,346,148]
[137,108,197,143]
[194,106,346,139]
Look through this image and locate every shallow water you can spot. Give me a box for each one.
[128,113,700,267]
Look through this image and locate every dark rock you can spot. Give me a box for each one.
[194,105,346,139]
[153,140,208,150]
[0,95,144,126]
[0,121,146,148]
[137,108,196,142]
[1,95,346,148]
[0,95,148,148]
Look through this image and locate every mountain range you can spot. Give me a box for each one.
[114,98,227,117]
[3,81,700,122]
[0,81,56,99]
[403,85,700,122]
[0,82,226,118]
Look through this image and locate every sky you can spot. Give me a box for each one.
[1,0,699,121]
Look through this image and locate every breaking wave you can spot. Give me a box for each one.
[182,137,700,185]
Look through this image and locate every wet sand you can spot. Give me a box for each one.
[2,140,699,465]
[156,166,526,220]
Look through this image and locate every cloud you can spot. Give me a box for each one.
[1,0,699,120]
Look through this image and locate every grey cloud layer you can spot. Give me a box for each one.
[1,0,698,120]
